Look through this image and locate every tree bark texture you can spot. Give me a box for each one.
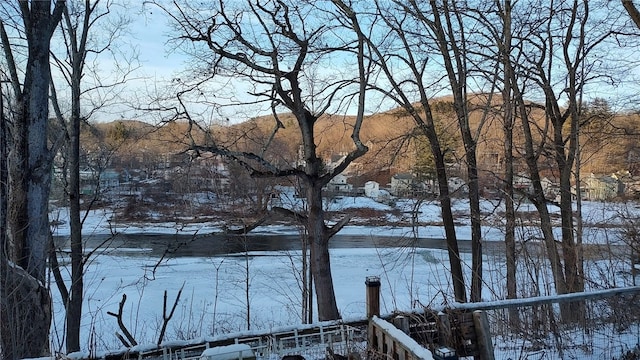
[307,182,340,320]
[297,104,341,320]
[1,261,52,358]
[1,1,64,357]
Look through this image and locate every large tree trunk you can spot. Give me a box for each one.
[0,75,6,294]
[307,182,340,321]
[410,102,466,303]
[558,168,579,293]
[465,144,483,302]
[3,58,54,360]
[554,119,584,322]
[3,103,53,357]
[0,1,63,357]
[428,0,482,302]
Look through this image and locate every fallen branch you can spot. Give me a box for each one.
[107,294,138,347]
[223,214,270,235]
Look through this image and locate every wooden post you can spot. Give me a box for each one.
[632,249,638,286]
[437,311,452,348]
[366,276,381,318]
[392,316,410,335]
[472,310,494,360]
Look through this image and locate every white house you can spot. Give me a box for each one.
[364,180,380,199]
[580,173,621,201]
[540,177,559,199]
[326,173,353,193]
[514,172,533,193]
[390,173,415,196]
[80,169,121,195]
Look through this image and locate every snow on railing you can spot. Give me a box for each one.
[368,316,434,360]
[82,319,368,360]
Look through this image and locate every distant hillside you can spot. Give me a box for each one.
[85,95,640,187]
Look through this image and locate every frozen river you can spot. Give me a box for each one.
[53,231,626,259]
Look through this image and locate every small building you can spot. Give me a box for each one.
[514,172,532,193]
[101,169,121,189]
[421,179,438,196]
[390,173,415,197]
[326,173,353,193]
[364,180,380,199]
[540,177,559,200]
[80,168,121,196]
[581,173,621,201]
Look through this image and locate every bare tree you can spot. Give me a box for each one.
[332,0,470,302]
[506,0,633,321]
[152,0,369,321]
[466,0,520,321]
[410,0,493,303]
[499,0,519,325]
[47,0,137,353]
[0,1,65,358]
[0,54,8,360]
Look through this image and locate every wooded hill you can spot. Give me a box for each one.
[80,94,640,189]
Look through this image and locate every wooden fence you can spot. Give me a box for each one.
[368,316,435,360]
[76,280,640,360]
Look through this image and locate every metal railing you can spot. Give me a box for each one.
[98,319,369,360]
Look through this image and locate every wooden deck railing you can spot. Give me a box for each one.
[368,316,434,360]
[74,280,640,360]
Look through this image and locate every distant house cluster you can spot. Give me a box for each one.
[324,159,640,202]
[54,152,232,200]
[387,173,467,198]
[54,147,640,204]
[580,171,640,201]
[499,171,640,201]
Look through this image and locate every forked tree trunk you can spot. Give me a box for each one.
[514,93,569,301]
[427,0,482,302]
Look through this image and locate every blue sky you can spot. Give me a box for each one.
[47,0,640,124]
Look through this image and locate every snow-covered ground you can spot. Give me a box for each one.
[47,195,640,359]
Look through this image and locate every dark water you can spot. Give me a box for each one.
[53,232,492,258]
[53,231,628,260]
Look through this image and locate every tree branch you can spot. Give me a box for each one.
[623,0,640,29]
[106,294,138,347]
[157,283,185,345]
[223,214,270,235]
[326,215,351,239]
